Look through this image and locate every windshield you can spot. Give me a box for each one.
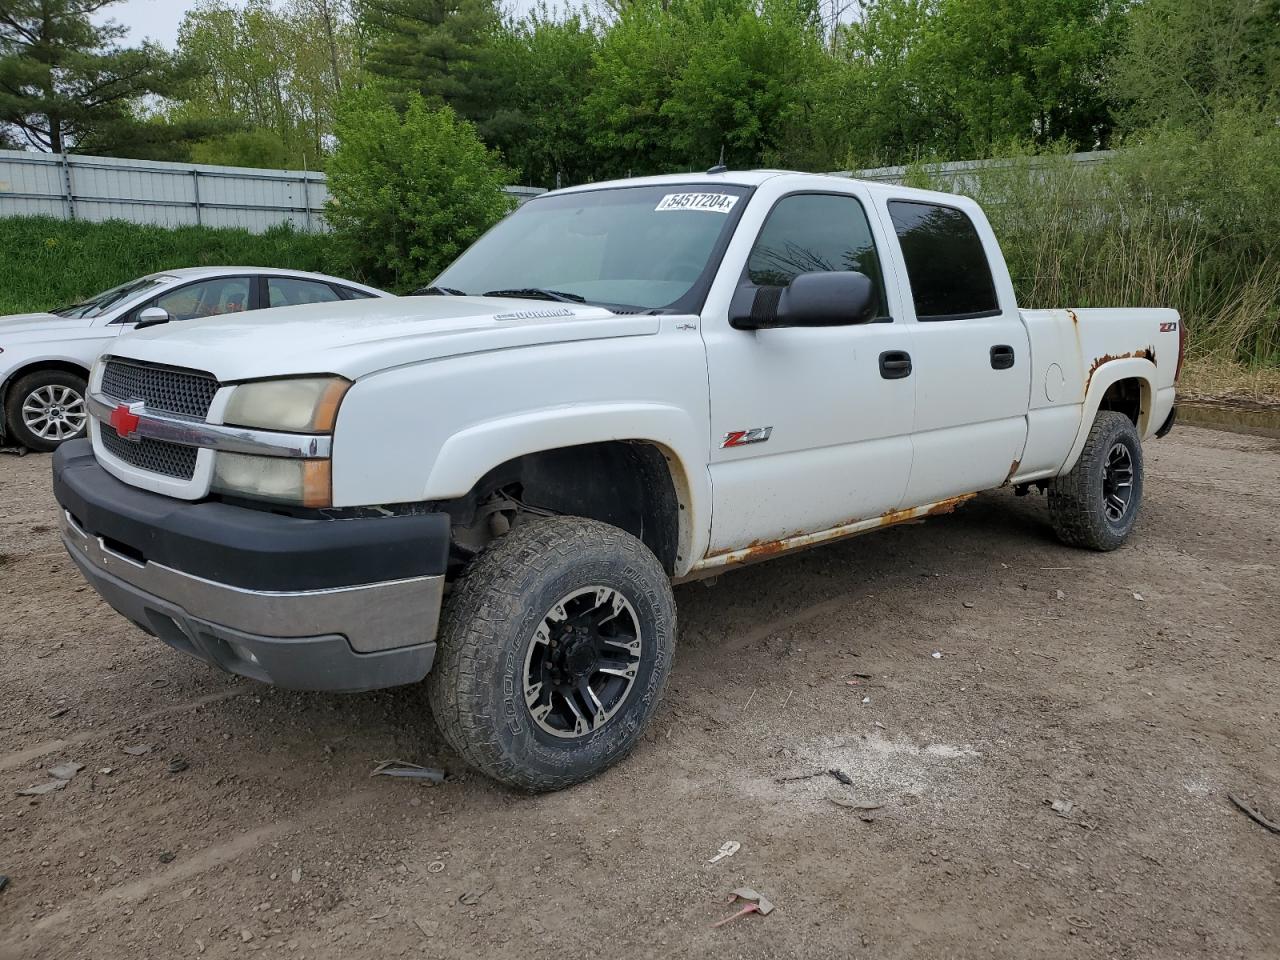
[433,184,750,311]
[52,276,168,319]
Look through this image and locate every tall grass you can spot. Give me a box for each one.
[0,217,359,316]
[906,112,1280,368]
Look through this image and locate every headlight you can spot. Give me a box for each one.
[223,376,349,432]
[214,375,348,507]
[212,452,332,507]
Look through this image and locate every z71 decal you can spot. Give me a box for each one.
[721,426,773,448]
[1159,321,1178,333]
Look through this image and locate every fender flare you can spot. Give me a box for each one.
[1059,357,1155,474]
[1,353,93,394]
[425,402,711,575]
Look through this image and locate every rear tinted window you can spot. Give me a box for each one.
[888,201,999,321]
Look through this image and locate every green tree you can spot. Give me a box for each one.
[358,0,502,123]
[925,0,1123,153]
[190,128,293,168]
[169,0,359,169]
[0,0,195,153]
[814,0,942,168]
[485,5,602,188]
[824,0,1123,167]
[584,0,829,177]
[1110,0,1280,131]
[325,88,514,288]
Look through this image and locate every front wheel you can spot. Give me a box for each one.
[4,369,89,452]
[428,516,676,792]
[1048,411,1144,551]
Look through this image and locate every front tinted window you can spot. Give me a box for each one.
[888,201,998,320]
[747,194,887,318]
[433,184,749,310]
[154,277,251,321]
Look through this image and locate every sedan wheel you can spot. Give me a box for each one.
[4,370,90,452]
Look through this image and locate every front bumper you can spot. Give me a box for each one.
[53,440,449,692]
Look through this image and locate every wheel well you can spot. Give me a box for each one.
[2,360,90,403]
[1097,377,1144,427]
[437,441,681,575]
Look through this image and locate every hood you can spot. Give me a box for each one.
[0,312,106,345]
[108,296,661,382]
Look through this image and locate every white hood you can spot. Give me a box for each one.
[108,296,660,382]
[0,312,97,338]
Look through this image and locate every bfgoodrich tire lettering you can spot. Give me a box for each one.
[428,516,675,792]
[1048,410,1144,551]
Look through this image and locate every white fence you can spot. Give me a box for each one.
[0,149,545,234]
[840,150,1116,190]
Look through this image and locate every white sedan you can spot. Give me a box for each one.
[0,267,388,451]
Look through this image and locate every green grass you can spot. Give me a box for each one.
[0,217,360,316]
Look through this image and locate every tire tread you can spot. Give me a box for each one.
[428,516,673,792]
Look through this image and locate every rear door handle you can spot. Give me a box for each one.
[990,344,1016,370]
[879,350,912,379]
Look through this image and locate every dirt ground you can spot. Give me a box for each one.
[2,424,1278,960]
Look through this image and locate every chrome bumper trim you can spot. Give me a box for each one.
[87,392,332,459]
[61,509,442,653]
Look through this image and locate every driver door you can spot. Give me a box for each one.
[702,190,916,555]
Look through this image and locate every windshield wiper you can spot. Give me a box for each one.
[483,287,586,304]
[411,285,467,297]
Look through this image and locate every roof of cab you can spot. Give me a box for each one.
[140,266,388,294]
[545,169,975,209]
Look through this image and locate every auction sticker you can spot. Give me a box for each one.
[655,192,739,213]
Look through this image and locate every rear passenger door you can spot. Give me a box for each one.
[882,199,1031,504]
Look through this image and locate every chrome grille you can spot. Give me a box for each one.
[100,425,199,480]
[101,359,219,418]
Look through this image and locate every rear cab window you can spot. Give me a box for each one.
[887,200,999,321]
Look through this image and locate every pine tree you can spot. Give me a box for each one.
[0,0,192,153]
[358,0,501,123]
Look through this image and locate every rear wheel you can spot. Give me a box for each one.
[428,516,675,792]
[4,370,89,452]
[1048,411,1143,551]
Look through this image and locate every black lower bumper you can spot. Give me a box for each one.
[52,440,450,692]
[52,439,448,592]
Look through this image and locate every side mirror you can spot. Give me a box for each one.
[729,271,878,331]
[134,307,172,329]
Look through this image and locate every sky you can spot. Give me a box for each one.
[97,0,243,48]
[99,0,545,48]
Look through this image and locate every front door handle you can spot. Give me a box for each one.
[990,344,1016,370]
[879,350,912,379]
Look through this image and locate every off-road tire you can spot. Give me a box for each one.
[4,369,89,452]
[1048,411,1143,551]
[428,516,676,792]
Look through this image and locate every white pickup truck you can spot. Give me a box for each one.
[53,171,1181,790]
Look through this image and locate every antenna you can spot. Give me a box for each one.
[706,144,727,175]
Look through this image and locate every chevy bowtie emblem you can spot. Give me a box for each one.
[109,401,145,441]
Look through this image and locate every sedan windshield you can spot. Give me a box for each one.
[52,276,168,319]
[433,184,750,311]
